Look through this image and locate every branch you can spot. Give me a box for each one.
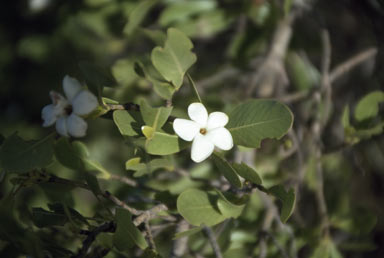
[103,191,141,216]
[329,47,377,84]
[203,225,223,258]
[109,174,137,187]
[133,204,170,226]
[170,220,189,258]
[72,221,116,258]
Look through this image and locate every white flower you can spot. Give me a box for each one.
[41,75,98,137]
[173,103,234,163]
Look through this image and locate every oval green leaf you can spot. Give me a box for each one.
[0,134,54,173]
[212,153,242,188]
[232,162,262,185]
[151,28,197,88]
[113,110,142,137]
[113,208,148,250]
[145,131,188,155]
[269,185,295,223]
[355,90,384,122]
[227,99,293,148]
[177,189,226,226]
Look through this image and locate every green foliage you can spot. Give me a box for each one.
[151,28,197,88]
[126,157,173,177]
[134,62,176,99]
[355,90,384,121]
[227,99,293,148]
[113,208,148,250]
[113,110,142,137]
[212,153,242,188]
[0,134,54,173]
[79,61,117,96]
[1,1,381,257]
[342,90,384,143]
[268,185,296,223]
[124,0,158,36]
[232,162,262,185]
[177,189,227,226]
[140,99,173,131]
[54,138,111,178]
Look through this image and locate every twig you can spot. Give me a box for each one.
[109,174,137,187]
[203,225,223,258]
[196,66,240,92]
[258,195,278,258]
[170,220,189,258]
[246,13,295,96]
[72,221,116,258]
[106,102,140,111]
[133,204,169,226]
[263,231,290,258]
[145,220,156,250]
[329,47,377,84]
[103,191,141,215]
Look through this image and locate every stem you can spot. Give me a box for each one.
[203,225,223,258]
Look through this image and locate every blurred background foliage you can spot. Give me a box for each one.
[1,0,384,257]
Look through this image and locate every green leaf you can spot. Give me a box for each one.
[54,138,111,179]
[113,208,148,250]
[269,185,295,223]
[126,157,174,177]
[151,28,197,88]
[145,131,188,155]
[286,52,320,91]
[227,99,293,148]
[123,0,158,36]
[47,203,88,225]
[140,99,173,131]
[355,90,384,121]
[173,226,203,240]
[32,208,67,228]
[32,203,88,228]
[83,172,102,196]
[159,1,215,26]
[212,153,242,188]
[232,162,262,185]
[310,238,343,258]
[113,110,143,137]
[215,190,246,219]
[79,61,117,95]
[139,28,167,45]
[342,105,350,128]
[177,189,226,226]
[134,62,175,99]
[0,134,54,173]
[142,125,155,139]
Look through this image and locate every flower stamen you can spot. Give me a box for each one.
[200,128,207,135]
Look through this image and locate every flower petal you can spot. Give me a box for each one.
[173,118,200,141]
[72,90,98,116]
[41,104,57,127]
[56,117,69,137]
[188,102,208,126]
[67,114,88,138]
[207,112,229,130]
[191,134,215,163]
[207,127,233,150]
[63,75,83,102]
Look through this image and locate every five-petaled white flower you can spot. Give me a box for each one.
[41,75,98,137]
[173,103,233,163]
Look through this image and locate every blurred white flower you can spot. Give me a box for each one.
[173,102,233,163]
[41,75,98,137]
